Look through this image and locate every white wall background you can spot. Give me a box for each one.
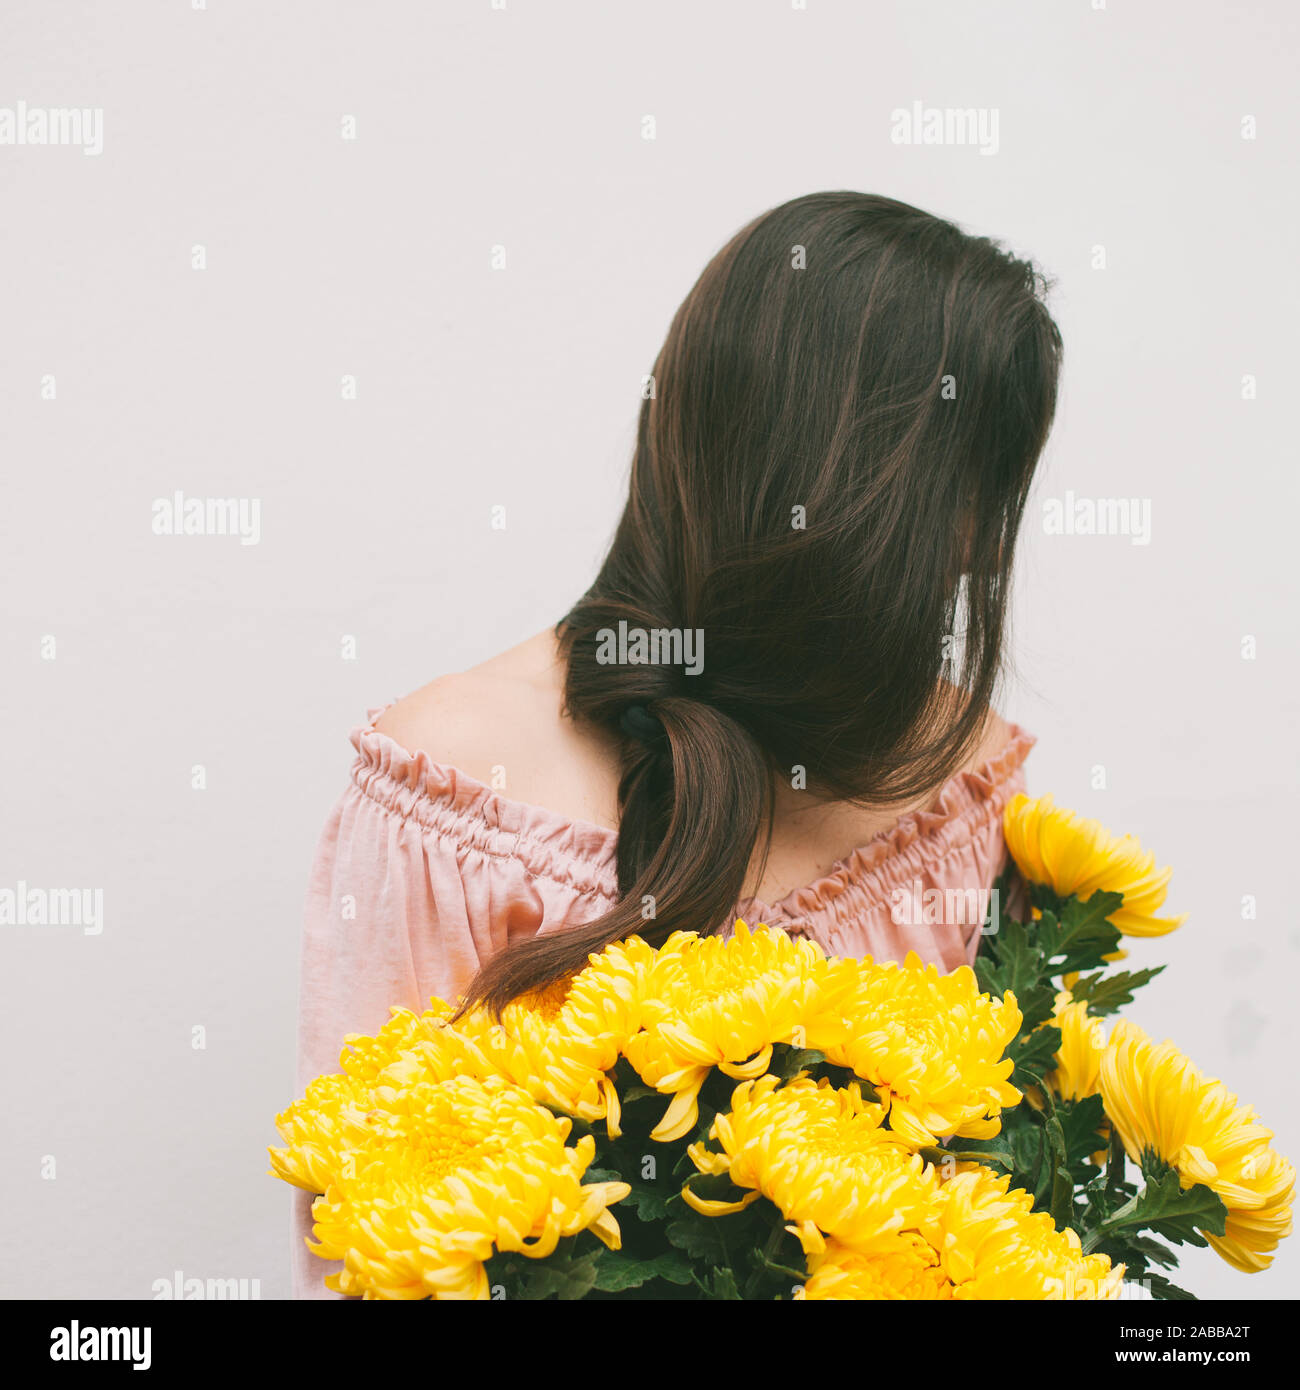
[1,0,1295,1300]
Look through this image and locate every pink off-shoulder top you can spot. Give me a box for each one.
[289,705,1035,1298]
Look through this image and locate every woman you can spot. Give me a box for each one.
[291,191,1060,1295]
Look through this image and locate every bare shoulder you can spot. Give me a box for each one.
[373,630,622,828]
[375,671,537,778]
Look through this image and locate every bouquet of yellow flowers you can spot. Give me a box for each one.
[269,795,1293,1300]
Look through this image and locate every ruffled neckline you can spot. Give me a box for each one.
[349,703,1034,922]
[743,722,1035,931]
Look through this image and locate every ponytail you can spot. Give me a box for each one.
[454,622,774,1019]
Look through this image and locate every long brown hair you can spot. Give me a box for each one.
[457,191,1061,1018]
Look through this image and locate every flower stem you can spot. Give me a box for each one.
[742,1219,790,1300]
[1105,1128,1125,1199]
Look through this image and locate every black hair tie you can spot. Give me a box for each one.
[619,703,668,749]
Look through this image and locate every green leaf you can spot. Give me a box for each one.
[709,1267,743,1300]
[1145,1272,1197,1302]
[618,1083,663,1104]
[1003,1110,1048,1200]
[771,1046,827,1082]
[1079,1162,1126,1226]
[1058,1094,1109,1169]
[584,1166,622,1184]
[1033,893,1124,974]
[665,1217,727,1264]
[976,919,1044,1003]
[586,1164,674,1223]
[619,1181,671,1223]
[1007,1023,1062,1083]
[1084,1171,1228,1253]
[591,1249,693,1292]
[1114,1234,1181,1270]
[1066,966,1166,1016]
[919,1146,1013,1169]
[978,922,1062,1031]
[519,1247,601,1300]
[1009,986,1061,1037]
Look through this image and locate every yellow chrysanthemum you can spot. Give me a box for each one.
[796,1233,953,1300]
[269,1071,376,1196]
[450,934,665,1137]
[270,1069,629,1299]
[685,1073,938,1251]
[918,1165,1123,1299]
[803,954,1022,1146]
[1099,1020,1294,1272]
[791,1165,1120,1300]
[1003,793,1185,937]
[1046,991,1107,1102]
[270,1002,485,1196]
[623,921,858,1142]
[330,999,464,1084]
